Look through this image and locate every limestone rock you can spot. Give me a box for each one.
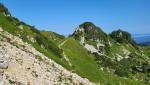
[18,25,23,30]
[0,26,3,32]
[0,56,8,69]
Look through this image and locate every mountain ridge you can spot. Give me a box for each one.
[0,3,150,85]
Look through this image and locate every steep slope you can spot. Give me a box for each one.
[0,10,70,71]
[0,26,95,85]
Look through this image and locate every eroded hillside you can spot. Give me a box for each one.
[0,27,95,85]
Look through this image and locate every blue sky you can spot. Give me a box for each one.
[1,0,150,35]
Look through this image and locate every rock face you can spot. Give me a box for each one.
[73,22,107,56]
[0,28,96,85]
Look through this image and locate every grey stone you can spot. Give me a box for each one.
[0,57,8,69]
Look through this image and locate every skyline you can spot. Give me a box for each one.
[1,0,150,35]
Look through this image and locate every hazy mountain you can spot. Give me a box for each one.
[132,34,150,45]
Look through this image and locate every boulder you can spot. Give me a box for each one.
[0,57,8,69]
[0,69,4,79]
[18,25,23,29]
[0,26,3,32]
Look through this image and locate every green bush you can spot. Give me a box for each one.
[35,34,62,58]
[115,67,129,77]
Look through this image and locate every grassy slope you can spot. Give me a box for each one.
[143,46,150,58]
[61,38,103,82]
[0,13,20,35]
[61,38,145,85]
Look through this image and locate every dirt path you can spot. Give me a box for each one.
[58,39,67,48]
[58,39,72,66]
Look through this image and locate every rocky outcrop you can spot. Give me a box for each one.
[0,28,96,85]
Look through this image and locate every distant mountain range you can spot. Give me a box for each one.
[132,34,150,45]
